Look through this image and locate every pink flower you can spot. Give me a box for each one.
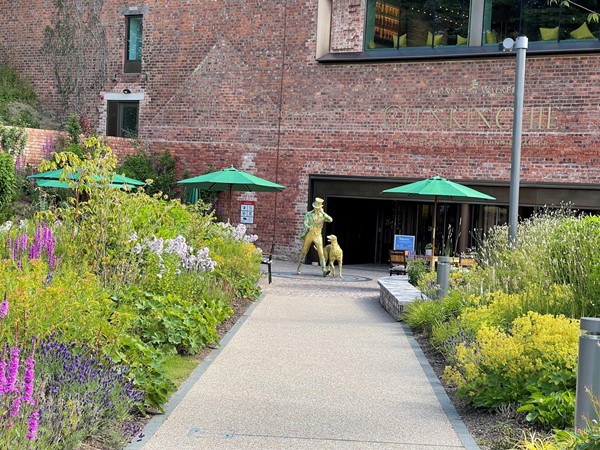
[6,346,19,392]
[0,344,7,395]
[0,293,8,319]
[9,395,21,418]
[22,355,35,405]
[26,410,39,440]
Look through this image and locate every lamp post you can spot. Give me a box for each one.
[502,35,528,247]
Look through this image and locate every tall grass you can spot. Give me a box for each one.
[475,208,600,318]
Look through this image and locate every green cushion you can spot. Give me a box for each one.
[426,31,444,46]
[392,33,407,48]
[457,34,468,45]
[485,30,497,44]
[540,26,559,41]
[570,22,595,40]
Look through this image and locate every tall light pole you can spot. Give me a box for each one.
[502,35,528,247]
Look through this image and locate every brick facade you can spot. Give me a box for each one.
[4,1,600,259]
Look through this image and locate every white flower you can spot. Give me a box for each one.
[0,221,12,233]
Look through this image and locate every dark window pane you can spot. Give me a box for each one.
[483,0,520,44]
[436,0,470,46]
[404,1,436,47]
[559,0,599,41]
[366,0,402,49]
[106,101,138,137]
[107,101,118,137]
[121,103,139,137]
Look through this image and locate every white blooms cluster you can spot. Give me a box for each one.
[0,221,13,233]
[216,222,258,243]
[132,234,216,276]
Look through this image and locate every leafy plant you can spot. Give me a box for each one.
[443,312,579,420]
[0,65,37,105]
[117,142,178,198]
[0,124,28,156]
[407,258,428,286]
[64,113,82,145]
[0,151,16,220]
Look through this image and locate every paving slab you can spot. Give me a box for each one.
[128,261,479,450]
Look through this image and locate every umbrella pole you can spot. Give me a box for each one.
[431,197,438,271]
[228,185,232,223]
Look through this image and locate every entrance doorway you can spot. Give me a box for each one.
[325,197,514,264]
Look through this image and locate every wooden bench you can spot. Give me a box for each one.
[459,256,476,269]
[389,250,407,276]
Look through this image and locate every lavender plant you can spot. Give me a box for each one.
[34,334,144,449]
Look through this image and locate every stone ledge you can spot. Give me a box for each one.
[378,276,422,321]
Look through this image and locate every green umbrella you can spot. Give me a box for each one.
[381,176,495,267]
[28,169,145,188]
[177,167,285,221]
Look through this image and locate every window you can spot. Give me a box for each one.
[483,0,599,44]
[363,0,600,54]
[365,0,470,49]
[125,15,143,73]
[107,101,139,137]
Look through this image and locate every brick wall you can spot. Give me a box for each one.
[9,1,600,259]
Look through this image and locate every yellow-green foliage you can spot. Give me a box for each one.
[443,312,579,408]
[0,258,122,348]
[513,431,560,450]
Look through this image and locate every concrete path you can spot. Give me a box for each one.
[128,260,479,450]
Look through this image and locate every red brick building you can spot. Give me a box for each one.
[3,0,600,263]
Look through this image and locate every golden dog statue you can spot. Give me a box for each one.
[324,234,343,278]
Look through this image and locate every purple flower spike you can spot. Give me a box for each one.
[9,395,21,418]
[22,355,35,405]
[0,293,8,319]
[26,410,39,440]
[6,346,19,392]
[0,344,7,395]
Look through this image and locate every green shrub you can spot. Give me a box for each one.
[65,113,82,144]
[117,146,178,198]
[407,258,428,286]
[0,65,37,105]
[0,151,16,219]
[0,125,28,156]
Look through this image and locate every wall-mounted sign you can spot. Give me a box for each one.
[240,200,256,224]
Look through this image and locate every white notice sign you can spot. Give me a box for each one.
[240,201,255,224]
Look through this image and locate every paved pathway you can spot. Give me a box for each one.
[127,260,479,450]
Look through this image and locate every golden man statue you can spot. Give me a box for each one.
[297,197,333,276]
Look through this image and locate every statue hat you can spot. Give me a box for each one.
[312,197,324,209]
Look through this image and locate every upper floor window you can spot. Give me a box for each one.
[364,0,600,52]
[125,15,143,73]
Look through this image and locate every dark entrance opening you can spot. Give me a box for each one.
[326,197,379,264]
[326,197,463,264]
[310,175,600,264]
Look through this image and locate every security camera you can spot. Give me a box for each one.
[122,88,131,94]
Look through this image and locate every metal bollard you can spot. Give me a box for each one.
[436,256,451,298]
[575,317,600,431]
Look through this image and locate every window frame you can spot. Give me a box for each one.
[317,0,600,62]
[124,14,143,73]
[106,100,140,138]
